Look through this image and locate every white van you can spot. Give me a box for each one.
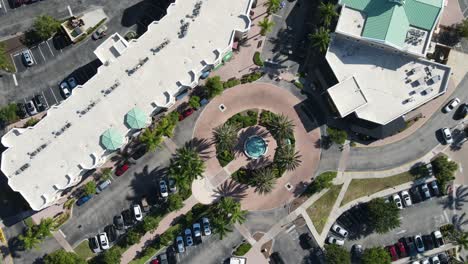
[96,180,111,193]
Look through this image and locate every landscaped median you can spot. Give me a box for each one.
[306,184,343,234]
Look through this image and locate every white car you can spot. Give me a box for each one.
[202,217,211,236]
[444,98,460,112]
[159,180,168,198]
[60,82,71,98]
[98,232,110,250]
[133,204,143,221]
[421,259,430,264]
[431,256,440,264]
[193,223,201,237]
[392,194,403,209]
[401,190,412,207]
[176,236,185,253]
[185,228,193,246]
[411,262,420,264]
[415,235,425,253]
[441,128,453,144]
[22,50,34,66]
[331,223,348,238]
[327,236,345,246]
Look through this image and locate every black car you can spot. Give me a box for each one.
[410,187,423,203]
[16,103,28,119]
[114,215,125,230]
[33,94,48,112]
[438,253,449,264]
[422,235,434,250]
[104,225,118,243]
[402,237,417,256]
[270,252,286,264]
[122,209,135,226]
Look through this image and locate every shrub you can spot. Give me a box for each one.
[223,78,241,89]
[142,215,160,233]
[83,181,96,196]
[293,81,304,89]
[233,242,252,256]
[24,117,39,127]
[168,194,184,211]
[327,127,348,145]
[33,15,61,41]
[0,103,19,124]
[253,51,264,66]
[231,168,252,185]
[226,110,257,128]
[217,150,234,167]
[189,95,201,109]
[63,198,75,210]
[241,72,263,84]
[431,155,458,193]
[205,76,224,98]
[125,230,141,246]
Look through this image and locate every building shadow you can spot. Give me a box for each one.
[184,137,212,160]
[121,0,173,35]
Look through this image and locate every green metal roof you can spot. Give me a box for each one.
[339,0,443,49]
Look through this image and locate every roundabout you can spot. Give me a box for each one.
[192,82,321,211]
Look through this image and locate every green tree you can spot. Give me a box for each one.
[454,231,468,251]
[264,0,280,14]
[33,15,61,41]
[100,168,112,181]
[159,231,176,246]
[205,76,224,98]
[258,17,275,36]
[361,247,391,264]
[304,171,337,196]
[319,2,338,27]
[214,197,247,225]
[139,127,163,152]
[367,198,401,233]
[142,215,160,233]
[309,27,331,53]
[169,145,205,186]
[189,95,201,109]
[326,127,348,145]
[456,18,468,38]
[324,244,351,264]
[275,145,301,171]
[213,123,238,153]
[44,250,86,264]
[155,112,179,137]
[125,230,141,245]
[36,218,54,237]
[432,155,458,192]
[168,193,184,211]
[269,113,294,141]
[19,228,41,250]
[0,43,14,72]
[83,181,97,196]
[251,168,277,195]
[212,217,232,240]
[0,103,19,124]
[99,246,123,264]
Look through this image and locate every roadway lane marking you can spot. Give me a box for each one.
[12,74,18,86]
[41,91,50,108]
[49,87,59,104]
[45,40,55,56]
[1,0,7,13]
[443,211,449,223]
[396,230,406,234]
[67,5,73,17]
[29,48,38,65]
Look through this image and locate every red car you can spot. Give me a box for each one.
[150,259,159,264]
[115,163,130,176]
[387,245,399,261]
[396,241,407,258]
[178,108,194,121]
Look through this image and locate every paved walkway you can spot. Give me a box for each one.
[191,82,321,211]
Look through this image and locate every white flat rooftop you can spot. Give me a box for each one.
[327,76,368,117]
[326,36,451,125]
[335,6,366,38]
[1,0,252,211]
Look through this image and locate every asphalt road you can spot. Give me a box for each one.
[272,223,319,264]
[347,74,468,171]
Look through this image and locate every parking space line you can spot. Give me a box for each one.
[41,91,50,108]
[38,46,46,61]
[1,0,7,13]
[12,74,18,86]
[49,87,59,104]
[23,98,27,103]
[29,48,38,65]
[45,41,55,56]
[10,54,18,73]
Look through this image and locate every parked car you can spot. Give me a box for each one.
[96,179,111,194]
[387,245,399,261]
[98,232,110,250]
[351,244,363,261]
[392,194,403,209]
[410,187,423,203]
[441,128,453,144]
[33,94,48,111]
[331,223,348,237]
[115,163,130,176]
[22,49,34,66]
[25,100,37,115]
[438,253,449,264]
[114,215,125,230]
[401,191,412,207]
[133,204,143,221]
[104,225,118,243]
[421,259,430,264]
[176,236,185,253]
[459,103,468,118]
[89,236,101,253]
[159,180,168,198]
[158,253,168,264]
[432,230,444,248]
[16,103,28,119]
[68,77,78,89]
[92,25,108,40]
[421,184,431,200]
[403,236,417,256]
[327,236,344,246]
[423,235,434,250]
[431,256,440,264]
[202,217,211,236]
[122,209,135,226]
[444,98,460,112]
[185,228,193,246]
[179,108,194,121]
[76,195,92,206]
[141,195,150,212]
[396,241,407,258]
[430,181,440,197]
[193,223,201,238]
[60,81,71,98]
[168,178,177,193]
[415,235,425,253]
[270,252,286,264]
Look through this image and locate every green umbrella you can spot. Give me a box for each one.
[101,128,124,150]
[125,107,149,129]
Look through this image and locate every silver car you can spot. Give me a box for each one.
[420,184,431,200]
[185,228,193,246]
[22,50,34,66]
[176,236,185,253]
[441,128,453,144]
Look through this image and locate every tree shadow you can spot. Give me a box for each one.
[128,165,167,205]
[452,212,468,231]
[213,180,248,200]
[292,181,310,197]
[440,185,468,211]
[338,203,374,240]
[184,137,212,160]
[246,156,272,170]
[7,236,25,257]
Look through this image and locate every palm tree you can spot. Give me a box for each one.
[139,128,163,152]
[275,145,302,171]
[19,228,41,250]
[269,113,294,141]
[37,218,54,236]
[264,0,280,15]
[319,2,338,27]
[212,217,232,240]
[455,231,468,251]
[169,145,205,184]
[251,168,277,195]
[309,27,331,53]
[215,197,247,225]
[213,123,238,153]
[258,17,275,36]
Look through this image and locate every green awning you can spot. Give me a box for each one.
[222,51,233,62]
[100,128,124,150]
[125,107,149,129]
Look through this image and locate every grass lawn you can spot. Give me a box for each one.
[74,240,94,260]
[306,184,343,234]
[340,171,414,206]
